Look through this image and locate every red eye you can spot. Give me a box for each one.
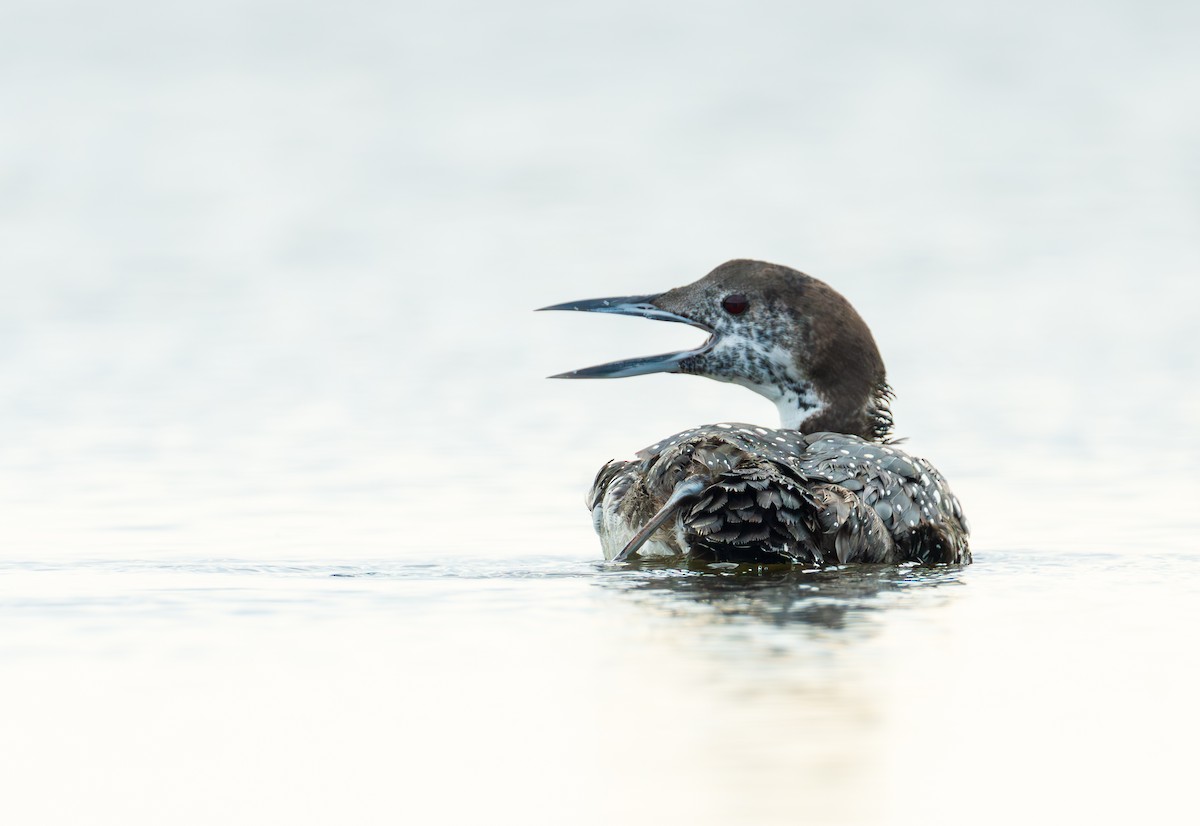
[721,294,749,315]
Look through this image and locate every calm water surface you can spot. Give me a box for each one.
[3,552,1197,824]
[3,1,1200,824]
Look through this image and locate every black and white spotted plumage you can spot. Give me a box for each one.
[588,424,969,565]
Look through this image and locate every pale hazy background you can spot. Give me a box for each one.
[2,2,1198,824]
[3,0,1198,560]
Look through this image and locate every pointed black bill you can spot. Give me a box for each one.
[536,294,715,379]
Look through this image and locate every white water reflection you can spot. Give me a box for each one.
[2,553,1196,824]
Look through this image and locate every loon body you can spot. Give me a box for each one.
[541,259,970,565]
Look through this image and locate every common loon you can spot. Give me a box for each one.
[540,259,970,566]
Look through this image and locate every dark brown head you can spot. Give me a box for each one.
[539,259,893,441]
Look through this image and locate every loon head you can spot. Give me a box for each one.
[539,259,893,441]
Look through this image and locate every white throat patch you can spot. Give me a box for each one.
[775,386,824,429]
[704,334,824,429]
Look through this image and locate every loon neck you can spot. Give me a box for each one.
[773,390,822,431]
[774,382,895,442]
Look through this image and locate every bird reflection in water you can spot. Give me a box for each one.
[599,561,966,631]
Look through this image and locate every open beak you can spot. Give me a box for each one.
[536,294,715,379]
